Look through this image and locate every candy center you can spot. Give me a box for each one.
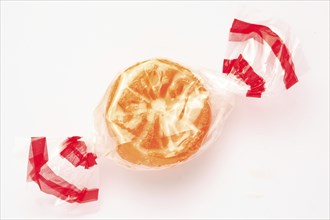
[151,99,166,112]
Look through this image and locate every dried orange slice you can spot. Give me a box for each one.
[105,59,211,167]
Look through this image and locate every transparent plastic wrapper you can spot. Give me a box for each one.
[26,16,303,205]
[93,59,236,170]
[27,137,99,204]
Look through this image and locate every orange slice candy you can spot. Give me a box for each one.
[105,59,211,167]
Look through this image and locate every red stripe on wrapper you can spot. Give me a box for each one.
[27,137,48,182]
[60,136,97,169]
[27,137,99,203]
[229,19,298,89]
[223,54,266,98]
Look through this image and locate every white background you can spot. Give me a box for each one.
[1,1,329,219]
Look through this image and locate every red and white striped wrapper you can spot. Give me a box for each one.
[27,137,99,204]
[222,18,301,97]
[26,17,302,205]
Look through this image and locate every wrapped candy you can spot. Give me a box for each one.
[94,59,229,169]
[27,17,302,204]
